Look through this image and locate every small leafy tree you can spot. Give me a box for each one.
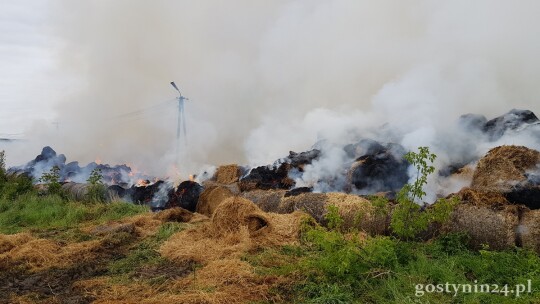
[0,150,6,185]
[86,168,107,203]
[391,147,458,239]
[0,151,34,199]
[39,166,61,195]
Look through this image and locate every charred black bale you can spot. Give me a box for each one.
[504,174,540,210]
[344,139,385,159]
[458,113,488,131]
[286,149,321,167]
[504,185,540,210]
[284,187,313,197]
[483,109,539,140]
[130,181,166,205]
[165,181,203,212]
[239,149,320,191]
[349,143,409,193]
[240,163,295,190]
[107,185,130,201]
[9,146,68,179]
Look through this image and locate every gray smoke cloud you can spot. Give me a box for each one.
[4,0,540,185]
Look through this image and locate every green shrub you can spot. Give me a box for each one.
[391,147,458,239]
[0,150,5,181]
[86,168,107,203]
[0,151,35,199]
[326,204,344,231]
[39,166,61,195]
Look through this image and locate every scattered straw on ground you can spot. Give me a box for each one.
[153,207,194,223]
[70,197,305,304]
[0,233,102,272]
[472,145,540,192]
[161,197,308,265]
[0,233,34,254]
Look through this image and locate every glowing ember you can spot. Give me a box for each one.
[136,179,150,187]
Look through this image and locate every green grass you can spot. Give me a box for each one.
[0,193,148,234]
[107,222,186,279]
[248,228,540,304]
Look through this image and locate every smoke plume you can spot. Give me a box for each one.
[4,0,540,188]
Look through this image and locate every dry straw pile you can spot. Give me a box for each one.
[214,164,242,184]
[161,197,307,264]
[472,145,540,192]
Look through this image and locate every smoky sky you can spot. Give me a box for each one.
[5,0,540,177]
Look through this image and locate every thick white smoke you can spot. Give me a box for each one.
[3,0,540,189]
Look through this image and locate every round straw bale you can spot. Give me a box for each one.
[444,204,519,250]
[519,209,540,253]
[241,189,286,213]
[278,192,386,234]
[211,197,270,236]
[472,145,540,192]
[196,186,234,216]
[201,180,241,194]
[326,193,383,233]
[215,164,242,184]
[61,182,95,201]
[278,193,327,215]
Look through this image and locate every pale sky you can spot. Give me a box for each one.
[0,0,64,138]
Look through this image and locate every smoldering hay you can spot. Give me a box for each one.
[2,1,540,200]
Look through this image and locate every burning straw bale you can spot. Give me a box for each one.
[471,145,540,192]
[214,164,242,184]
[347,142,409,193]
[165,181,203,212]
[239,163,295,191]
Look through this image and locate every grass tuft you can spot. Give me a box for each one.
[0,193,148,234]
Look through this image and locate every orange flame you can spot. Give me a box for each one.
[136,179,150,187]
